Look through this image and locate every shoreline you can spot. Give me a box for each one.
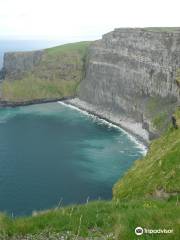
[0,96,74,108]
[59,101,148,154]
[63,98,149,147]
[0,96,149,147]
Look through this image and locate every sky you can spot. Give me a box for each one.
[0,0,180,42]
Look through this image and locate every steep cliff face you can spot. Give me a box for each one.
[3,51,43,80]
[79,28,180,138]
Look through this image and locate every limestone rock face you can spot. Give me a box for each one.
[79,28,180,138]
[2,51,43,80]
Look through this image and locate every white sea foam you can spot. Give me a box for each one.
[58,101,147,155]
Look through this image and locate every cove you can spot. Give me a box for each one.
[0,102,145,216]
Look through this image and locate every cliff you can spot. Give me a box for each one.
[78,28,180,140]
[0,42,90,101]
[2,50,43,80]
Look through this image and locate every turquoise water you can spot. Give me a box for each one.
[0,102,145,216]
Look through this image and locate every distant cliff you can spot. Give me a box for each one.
[1,42,90,82]
[78,28,180,139]
[0,42,90,101]
[2,50,43,80]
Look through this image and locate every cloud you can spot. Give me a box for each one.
[0,0,180,40]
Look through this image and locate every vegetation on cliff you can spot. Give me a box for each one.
[113,108,180,200]
[1,41,90,101]
[0,108,179,239]
[1,78,79,101]
[0,199,179,240]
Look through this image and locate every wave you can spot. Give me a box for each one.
[58,101,147,155]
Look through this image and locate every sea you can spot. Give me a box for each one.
[0,102,146,216]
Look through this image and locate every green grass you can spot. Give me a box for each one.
[147,97,161,113]
[145,97,176,133]
[153,112,168,131]
[36,41,91,83]
[1,77,79,101]
[0,199,179,239]
[113,109,180,200]
[45,41,91,56]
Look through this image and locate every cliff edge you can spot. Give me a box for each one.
[78,28,180,140]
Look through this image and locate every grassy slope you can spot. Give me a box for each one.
[1,42,91,101]
[0,199,179,240]
[0,110,179,239]
[113,108,180,200]
[1,78,79,101]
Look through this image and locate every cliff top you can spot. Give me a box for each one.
[143,27,180,33]
[114,27,180,33]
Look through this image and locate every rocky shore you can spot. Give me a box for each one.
[0,96,73,108]
[64,98,149,145]
[0,95,149,147]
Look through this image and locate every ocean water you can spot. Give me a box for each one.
[0,40,64,69]
[0,102,145,216]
